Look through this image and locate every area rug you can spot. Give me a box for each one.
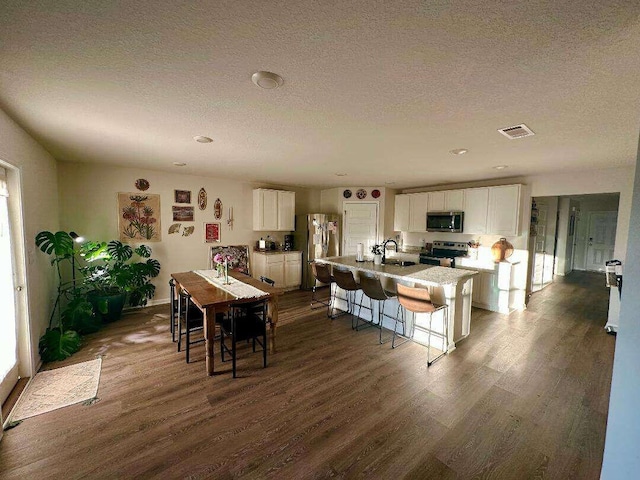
[9,358,102,422]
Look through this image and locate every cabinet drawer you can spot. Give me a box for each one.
[265,254,285,264]
[284,252,301,264]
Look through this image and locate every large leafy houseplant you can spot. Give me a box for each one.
[35,231,99,362]
[80,240,161,320]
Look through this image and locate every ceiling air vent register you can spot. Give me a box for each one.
[498,123,535,139]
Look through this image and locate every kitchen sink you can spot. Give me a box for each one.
[382,260,416,267]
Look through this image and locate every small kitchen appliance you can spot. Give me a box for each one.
[419,241,468,267]
[283,234,294,251]
[426,211,464,233]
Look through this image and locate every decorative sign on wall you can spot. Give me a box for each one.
[198,188,207,210]
[172,206,194,222]
[204,222,221,242]
[174,189,191,204]
[117,193,161,242]
[214,198,223,219]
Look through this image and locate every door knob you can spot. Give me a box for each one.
[16,285,24,292]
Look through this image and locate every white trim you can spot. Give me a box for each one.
[341,201,380,255]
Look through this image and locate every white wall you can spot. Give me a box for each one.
[57,161,320,303]
[0,108,60,374]
[601,141,640,479]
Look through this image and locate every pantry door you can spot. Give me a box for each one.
[342,202,379,256]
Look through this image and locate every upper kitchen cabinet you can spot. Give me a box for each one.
[394,193,428,232]
[428,190,464,212]
[253,188,296,231]
[487,184,521,236]
[463,187,489,234]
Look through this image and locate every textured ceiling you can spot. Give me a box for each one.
[1,1,639,189]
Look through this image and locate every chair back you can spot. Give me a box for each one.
[396,284,437,314]
[359,275,389,301]
[332,268,359,291]
[312,262,332,284]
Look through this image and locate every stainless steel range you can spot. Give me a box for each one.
[419,241,468,267]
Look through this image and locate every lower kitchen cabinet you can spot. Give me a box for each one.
[253,251,302,289]
[463,261,521,314]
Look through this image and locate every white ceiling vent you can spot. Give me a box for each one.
[498,123,535,139]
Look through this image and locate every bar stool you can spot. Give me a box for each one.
[331,268,362,329]
[357,274,397,344]
[311,262,335,317]
[396,284,449,366]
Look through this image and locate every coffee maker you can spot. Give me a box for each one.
[283,234,294,251]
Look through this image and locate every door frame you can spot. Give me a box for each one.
[0,160,33,431]
[342,201,380,255]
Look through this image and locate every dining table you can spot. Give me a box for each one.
[171,270,284,375]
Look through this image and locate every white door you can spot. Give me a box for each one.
[0,169,18,424]
[585,212,617,271]
[343,202,379,256]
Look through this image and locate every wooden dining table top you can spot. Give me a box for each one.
[171,270,284,309]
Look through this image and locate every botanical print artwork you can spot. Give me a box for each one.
[118,193,161,242]
[172,206,194,222]
[175,189,191,204]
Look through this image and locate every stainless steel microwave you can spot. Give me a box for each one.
[426,211,464,232]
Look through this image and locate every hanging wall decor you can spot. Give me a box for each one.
[135,178,150,191]
[214,198,223,219]
[174,189,191,204]
[117,193,161,242]
[168,223,181,234]
[356,188,367,199]
[172,206,194,222]
[198,188,207,210]
[182,226,195,237]
[204,222,221,243]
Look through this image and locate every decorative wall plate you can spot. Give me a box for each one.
[356,188,367,199]
[371,189,381,198]
[214,198,223,219]
[198,188,207,210]
[135,178,150,191]
[343,189,352,199]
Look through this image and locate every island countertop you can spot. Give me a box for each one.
[317,256,477,286]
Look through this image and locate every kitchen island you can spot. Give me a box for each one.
[316,256,477,352]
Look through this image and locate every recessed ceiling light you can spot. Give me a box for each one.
[335,173,347,177]
[251,71,284,89]
[384,181,395,185]
[450,148,468,155]
[193,135,213,143]
[493,165,508,170]
[173,162,187,167]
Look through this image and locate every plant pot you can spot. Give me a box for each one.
[373,254,382,265]
[87,291,127,322]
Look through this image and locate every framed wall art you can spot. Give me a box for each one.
[204,222,221,243]
[174,189,191,204]
[117,193,161,242]
[172,206,194,222]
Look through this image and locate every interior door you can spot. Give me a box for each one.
[585,211,617,271]
[343,202,378,256]
[0,172,18,419]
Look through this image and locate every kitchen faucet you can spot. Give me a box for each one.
[381,238,398,264]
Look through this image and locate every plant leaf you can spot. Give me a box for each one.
[107,240,133,262]
[35,231,74,256]
[134,245,152,258]
[39,328,81,362]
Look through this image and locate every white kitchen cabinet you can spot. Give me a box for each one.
[471,271,498,309]
[253,189,296,231]
[394,193,427,232]
[409,193,428,232]
[463,187,489,234]
[487,184,521,236]
[428,191,445,212]
[394,194,410,231]
[253,251,302,289]
[445,190,464,210]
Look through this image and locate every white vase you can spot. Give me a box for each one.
[373,254,382,265]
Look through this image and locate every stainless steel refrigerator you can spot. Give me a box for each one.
[295,213,341,289]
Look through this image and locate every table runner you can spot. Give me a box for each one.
[193,269,268,299]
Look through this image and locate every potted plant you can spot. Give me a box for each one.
[35,231,100,361]
[80,240,161,322]
[371,244,383,265]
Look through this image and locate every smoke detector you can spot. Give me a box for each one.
[498,123,535,139]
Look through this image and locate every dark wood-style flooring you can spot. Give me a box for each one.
[0,272,615,479]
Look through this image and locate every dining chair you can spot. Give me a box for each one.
[220,299,268,378]
[177,292,205,363]
[396,283,449,365]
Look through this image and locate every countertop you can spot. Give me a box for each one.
[253,249,302,255]
[317,256,477,286]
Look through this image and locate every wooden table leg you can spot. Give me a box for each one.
[204,306,216,375]
[268,296,278,354]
